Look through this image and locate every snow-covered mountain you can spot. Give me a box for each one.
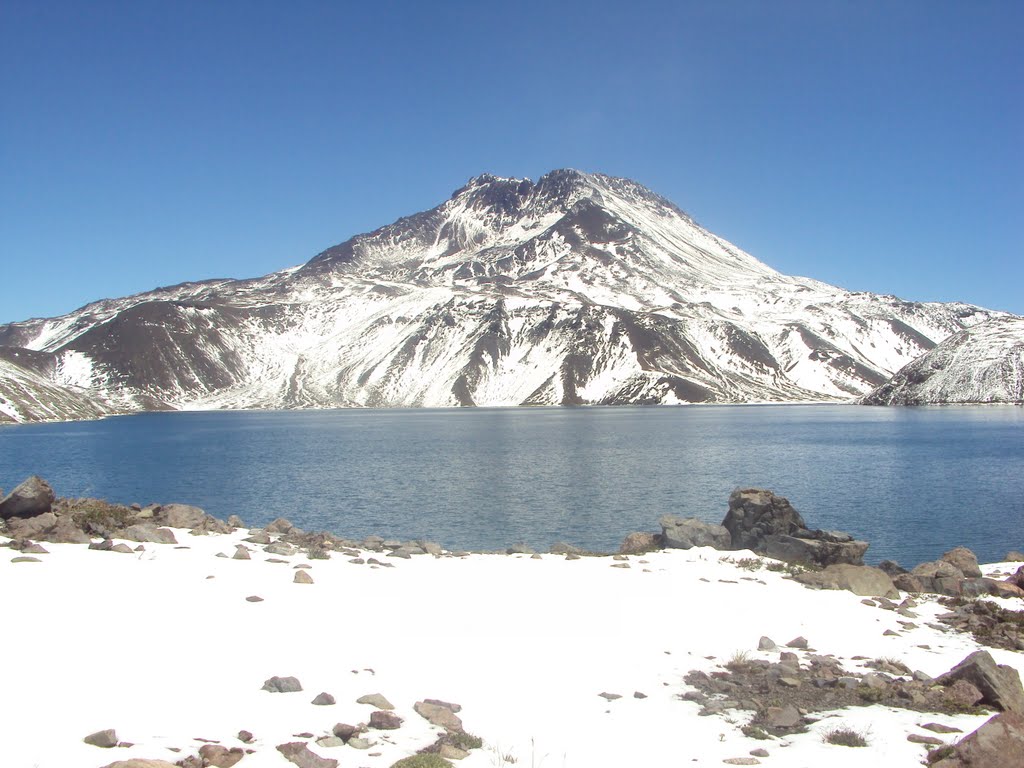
[862,316,1024,405]
[0,169,1010,422]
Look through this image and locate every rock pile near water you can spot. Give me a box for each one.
[622,487,869,569]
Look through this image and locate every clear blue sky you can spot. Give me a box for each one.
[2,0,1021,324]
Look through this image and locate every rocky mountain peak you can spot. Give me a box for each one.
[1,168,1014,422]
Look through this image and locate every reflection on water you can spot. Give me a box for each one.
[1,405,1021,565]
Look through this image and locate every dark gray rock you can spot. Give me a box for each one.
[763,533,868,568]
[120,524,177,544]
[262,675,303,693]
[0,476,55,519]
[720,488,807,551]
[312,692,335,705]
[721,488,867,566]
[659,515,730,550]
[877,560,909,576]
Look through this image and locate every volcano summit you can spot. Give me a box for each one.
[0,170,1007,422]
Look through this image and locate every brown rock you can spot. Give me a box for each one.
[620,531,661,554]
[929,711,1024,768]
[415,700,464,731]
[99,762,180,768]
[198,744,245,767]
[907,733,944,745]
[765,704,801,728]
[158,503,208,529]
[423,698,462,713]
[356,693,394,709]
[934,650,1024,712]
[944,679,984,709]
[275,742,338,768]
[84,728,118,748]
[331,723,358,742]
[920,723,962,734]
[893,572,925,593]
[293,570,314,584]
[1006,565,1024,590]
[942,546,983,578]
[369,710,403,730]
[0,476,55,519]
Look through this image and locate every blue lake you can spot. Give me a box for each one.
[1,405,1022,566]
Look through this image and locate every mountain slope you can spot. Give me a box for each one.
[862,316,1024,405]
[0,170,1010,422]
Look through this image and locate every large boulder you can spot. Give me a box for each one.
[4,511,57,539]
[276,742,338,768]
[929,711,1024,768]
[763,532,868,568]
[719,488,868,567]
[721,489,807,551]
[794,564,899,599]
[0,476,55,519]
[119,524,178,544]
[941,546,983,578]
[157,504,207,529]
[619,532,661,554]
[934,650,1024,713]
[156,503,230,533]
[911,560,966,596]
[659,516,730,550]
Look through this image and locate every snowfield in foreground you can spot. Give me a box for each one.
[3,530,1023,768]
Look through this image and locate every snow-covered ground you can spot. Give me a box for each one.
[3,529,1021,768]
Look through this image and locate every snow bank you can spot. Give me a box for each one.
[2,530,1022,768]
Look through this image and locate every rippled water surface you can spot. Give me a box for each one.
[1,405,1022,565]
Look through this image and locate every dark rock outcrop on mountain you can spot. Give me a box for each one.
[0,169,1009,422]
[863,315,1024,405]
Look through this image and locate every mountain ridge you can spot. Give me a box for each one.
[0,169,1011,423]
